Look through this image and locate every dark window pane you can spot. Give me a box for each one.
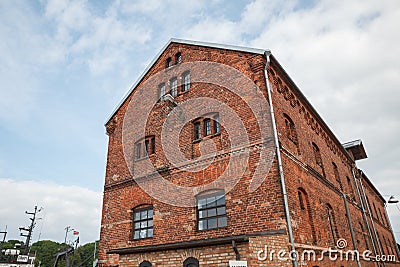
[208,208,217,217]
[134,231,140,239]
[206,196,216,207]
[141,210,148,219]
[134,212,140,221]
[148,209,153,218]
[218,217,227,227]
[198,220,206,230]
[216,196,225,206]
[198,198,206,209]
[198,210,206,219]
[140,229,147,238]
[217,207,226,215]
[147,228,153,237]
[208,218,217,229]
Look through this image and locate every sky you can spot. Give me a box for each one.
[0,0,399,245]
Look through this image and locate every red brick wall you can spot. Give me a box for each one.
[99,41,399,267]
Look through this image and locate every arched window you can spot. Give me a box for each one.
[170,77,178,97]
[197,190,227,230]
[298,188,317,244]
[346,176,355,200]
[182,71,190,92]
[326,204,338,246]
[175,52,182,65]
[332,162,342,190]
[132,205,154,239]
[139,261,152,267]
[312,142,325,177]
[183,257,199,267]
[283,114,298,146]
[166,57,172,68]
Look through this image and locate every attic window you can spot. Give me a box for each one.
[175,52,182,65]
[166,57,172,68]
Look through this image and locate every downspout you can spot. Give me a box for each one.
[359,170,385,266]
[264,51,298,267]
[343,193,362,267]
[351,167,379,261]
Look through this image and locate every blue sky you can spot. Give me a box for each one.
[1,0,399,245]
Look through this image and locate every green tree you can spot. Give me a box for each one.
[30,240,71,267]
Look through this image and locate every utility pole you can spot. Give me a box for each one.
[20,206,42,255]
[0,226,7,259]
[64,226,74,244]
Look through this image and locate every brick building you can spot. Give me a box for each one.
[99,39,399,267]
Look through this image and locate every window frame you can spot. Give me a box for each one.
[170,77,178,97]
[158,83,166,99]
[132,205,154,240]
[204,119,211,136]
[196,191,227,231]
[182,71,190,92]
[166,57,172,68]
[135,136,155,160]
[175,52,182,65]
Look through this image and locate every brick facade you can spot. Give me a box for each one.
[99,39,399,267]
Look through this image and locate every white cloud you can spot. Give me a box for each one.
[0,178,102,245]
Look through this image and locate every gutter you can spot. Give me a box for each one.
[264,51,298,267]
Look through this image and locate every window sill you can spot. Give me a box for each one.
[134,154,155,162]
[197,226,228,232]
[192,132,221,144]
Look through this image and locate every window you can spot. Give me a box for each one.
[197,191,227,230]
[170,77,178,97]
[183,257,199,267]
[204,119,211,136]
[133,206,154,239]
[327,204,338,246]
[175,52,182,65]
[139,261,152,267]
[312,143,325,177]
[135,136,155,159]
[346,176,355,200]
[194,122,201,140]
[284,114,298,146]
[298,191,305,210]
[182,71,190,92]
[214,114,220,134]
[332,162,343,190]
[158,83,166,99]
[136,143,142,159]
[166,57,172,68]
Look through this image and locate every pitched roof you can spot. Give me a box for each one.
[105,38,269,124]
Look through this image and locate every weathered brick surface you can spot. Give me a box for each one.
[99,41,399,267]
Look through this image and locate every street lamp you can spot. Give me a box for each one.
[388,196,399,204]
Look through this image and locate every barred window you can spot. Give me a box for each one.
[133,206,154,239]
[197,191,227,230]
